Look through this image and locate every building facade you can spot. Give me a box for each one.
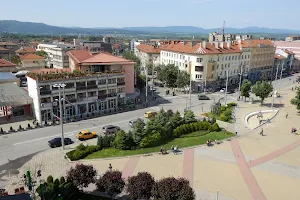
[285,36,300,42]
[20,54,45,70]
[0,42,19,58]
[15,47,36,56]
[274,41,300,72]
[37,43,75,69]
[0,47,10,60]
[0,59,17,72]
[135,44,161,68]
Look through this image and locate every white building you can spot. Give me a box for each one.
[160,41,251,91]
[37,43,75,69]
[135,44,161,68]
[129,40,143,52]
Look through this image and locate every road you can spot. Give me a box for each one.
[0,73,297,171]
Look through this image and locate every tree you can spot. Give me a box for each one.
[126,172,155,200]
[123,50,141,72]
[113,130,135,150]
[169,111,184,130]
[176,71,190,88]
[184,110,197,124]
[146,63,154,75]
[136,74,146,90]
[10,55,21,64]
[151,177,195,200]
[240,80,252,101]
[66,164,97,190]
[291,87,300,111]
[251,81,273,104]
[36,50,48,59]
[157,64,178,88]
[96,170,125,198]
[132,118,146,145]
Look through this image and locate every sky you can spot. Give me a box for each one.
[1,0,300,30]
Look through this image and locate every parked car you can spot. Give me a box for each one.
[20,81,27,87]
[220,88,226,92]
[128,118,145,127]
[76,130,97,140]
[48,137,73,148]
[144,111,157,118]
[102,125,120,134]
[198,94,210,100]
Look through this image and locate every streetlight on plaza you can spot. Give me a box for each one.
[53,83,66,150]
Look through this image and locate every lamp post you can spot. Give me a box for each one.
[224,70,229,105]
[53,83,66,150]
[238,64,244,100]
[271,63,279,108]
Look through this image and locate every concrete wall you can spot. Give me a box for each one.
[27,76,42,122]
[122,64,135,94]
[21,59,45,68]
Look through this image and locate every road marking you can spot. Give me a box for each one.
[13,118,139,146]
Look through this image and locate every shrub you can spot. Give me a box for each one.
[47,175,54,184]
[67,164,97,190]
[219,113,230,122]
[140,131,161,148]
[76,143,86,151]
[151,177,195,200]
[60,176,66,184]
[173,121,214,138]
[126,172,155,200]
[113,130,135,150]
[98,135,115,149]
[223,108,232,117]
[210,123,220,132]
[67,145,100,161]
[210,117,216,124]
[221,105,227,112]
[96,171,125,198]
[227,102,237,107]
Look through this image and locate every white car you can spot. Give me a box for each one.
[220,88,226,92]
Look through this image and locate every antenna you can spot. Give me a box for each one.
[222,21,225,35]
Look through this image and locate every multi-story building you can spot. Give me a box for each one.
[160,41,249,91]
[274,54,286,78]
[285,36,300,42]
[73,39,113,53]
[129,40,143,52]
[274,41,300,72]
[20,54,45,70]
[37,43,75,69]
[274,48,295,75]
[209,32,252,43]
[0,59,17,72]
[0,42,19,58]
[135,44,161,68]
[0,47,10,60]
[27,50,135,123]
[15,47,36,56]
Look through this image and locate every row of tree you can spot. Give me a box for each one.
[239,80,273,104]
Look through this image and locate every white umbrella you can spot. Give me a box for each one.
[15,70,29,77]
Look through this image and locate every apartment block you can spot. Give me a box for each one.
[20,54,45,70]
[37,43,75,69]
[135,43,161,68]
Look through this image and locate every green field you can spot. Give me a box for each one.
[86,130,233,159]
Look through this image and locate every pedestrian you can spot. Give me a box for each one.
[292,87,294,91]
[260,128,264,136]
[286,113,288,119]
[108,164,112,171]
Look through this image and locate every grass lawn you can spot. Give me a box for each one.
[85,130,233,159]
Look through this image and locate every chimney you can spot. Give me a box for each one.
[202,41,207,49]
[220,42,224,49]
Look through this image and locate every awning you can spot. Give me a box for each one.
[0,83,33,107]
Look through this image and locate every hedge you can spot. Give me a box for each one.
[66,145,100,161]
[173,121,220,138]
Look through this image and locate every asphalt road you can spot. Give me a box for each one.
[0,73,298,170]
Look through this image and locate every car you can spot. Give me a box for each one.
[76,130,97,140]
[144,111,157,118]
[102,125,120,134]
[20,81,27,87]
[220,88,226,92]
[48,137,73,148]
[198,94,210,100]
[129,118,145,127]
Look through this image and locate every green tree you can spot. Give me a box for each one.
[123,50,141,72]
[176,71,190,88]
[157,64,178,88]
[36,50,48,59]
[240,80,252,101]
[169,111,184,130]
[136,74,146,90]
[251,81,273,104]
[184,110,197,124]
[132,118,146,145]
[146,63,154,75]
[10,55,21,64]
[291,87,300,111]
[113,130,135,150]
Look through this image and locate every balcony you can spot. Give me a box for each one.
[117,82,125,86]
[107,93,117,98]
[98,94,107,99]
[76,86,86,91]
[40,90,51,95]
[67,98,77,103]
[87,85,98,89]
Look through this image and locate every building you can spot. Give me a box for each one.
[15,47,36,56]
[0,42,19,58]
[37,43,75,69]
[274,54,286,78]
[285,36,300,42]
[160,41,249,91]
[0,59,17,72]
[274,41,300,72]
[103,36,116,44]
[135,44,161,68]
[129,40,143,52]
[73,39,113,53]
[209,32,252,43]
[0,47,10,60]
[274,49,295,75]
[20,54,45,70]
[27,50,135,123]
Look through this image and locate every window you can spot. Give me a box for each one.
[228,63,230,67]
[225,56,227,60]
[225,64,227,68]
[195,66,204,72]
[197,58,203,62]
[232,56,234,60]
[228,56,230,61]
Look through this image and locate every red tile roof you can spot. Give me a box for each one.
[161,41,241,55]
[67,50,135,65]
[0,59,16,68]
[0,47,9,51]
[16,47,36,54]
[136,44,161,54]
[20,54,44,60]
[0,42,17,46]
[235,39,274,48]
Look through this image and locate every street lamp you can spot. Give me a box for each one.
[53,83,66,150]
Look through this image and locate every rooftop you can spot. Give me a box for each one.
[0,83,33,106]
[16,47,36,54]
[0,42,18,46]
[136,44,161,54]
[26,69,124,81]
[67,50,135,65]
[0,47,9,51]
[274,54,285,59]
[19,53,44,60]
[0,59,16,68]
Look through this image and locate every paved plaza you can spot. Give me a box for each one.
[2,77,300,200]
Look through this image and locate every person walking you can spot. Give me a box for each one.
[108,164,112,171]
[286,113,288,119]
[260,128,264,136]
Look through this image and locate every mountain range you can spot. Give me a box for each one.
[1,20,300,35]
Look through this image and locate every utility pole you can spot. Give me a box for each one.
[238,65,243,100]
[63,83,66,120]
[271,63,279,108]
[277,61,284,91]
[189,71,192,110]
[224,70,229,105]
[145,65,148,107]
[152,64,155,97]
